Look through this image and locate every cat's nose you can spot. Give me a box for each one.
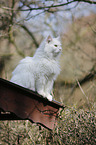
[59,47,62,51]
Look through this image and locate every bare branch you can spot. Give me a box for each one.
[18,0,96,12]
[76,79,91,109]
[18,1,75,11]
[1,0,96,13]
[75,0,96,4]
[88,22,96,34]
[0,54,12,76]
[20,24,39,48]
[69,64,96,96]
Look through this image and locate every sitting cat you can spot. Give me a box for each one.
[10,35,62,101]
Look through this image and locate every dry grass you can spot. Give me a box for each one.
[0,107,95,144]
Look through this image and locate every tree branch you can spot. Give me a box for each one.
[55,64,96,92]
[76,79,91,109]
[18,1,75,11]
[70,65,96,95]
[18,0,96,12]
[0,54,12,76]
[7,0,25,57]
[75,0,96,4]
[1,0,96,12]
[20,24,39,48]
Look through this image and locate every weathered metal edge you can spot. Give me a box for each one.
[0,109,53,130]
[0,78,65,109]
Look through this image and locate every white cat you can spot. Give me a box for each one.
[10,35,62,101]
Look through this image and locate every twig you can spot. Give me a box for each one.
[1,0,96,12]
[19,0,96,11]
[20,24,39,48]
[7,0,25,58]
[76,79,91,109]
[18,1,76,11]
[88,22,96,34]
[11,40,25,58]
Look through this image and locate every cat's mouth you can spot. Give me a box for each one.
[53,50,61,57]
[55,48,62,54]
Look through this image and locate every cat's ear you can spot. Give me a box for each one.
[56,36,60,41]
[47,35,52,43]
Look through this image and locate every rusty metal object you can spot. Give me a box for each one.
[0,78,64,130]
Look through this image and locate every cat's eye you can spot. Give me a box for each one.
[54,45,58,47]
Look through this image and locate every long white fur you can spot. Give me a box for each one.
[10,36,62,101]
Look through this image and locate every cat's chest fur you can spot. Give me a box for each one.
[34,58,60,78]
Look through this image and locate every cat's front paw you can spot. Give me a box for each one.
[37,91,53,101]
[38,90,45,97]
[46,94,53,101]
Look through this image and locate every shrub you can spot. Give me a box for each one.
[0,107,96,144]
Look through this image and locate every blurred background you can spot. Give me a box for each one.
[0,1,96,144]
[0,0,96,109]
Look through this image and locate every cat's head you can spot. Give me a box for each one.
[44,35,62,59]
